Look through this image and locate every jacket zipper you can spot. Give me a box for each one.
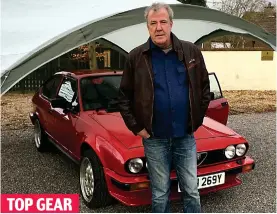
[188,82,194,133]
[144,55,154,136]
[186,65,194,133]
[180,43,194,133]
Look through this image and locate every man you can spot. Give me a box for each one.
[118,2,210,213]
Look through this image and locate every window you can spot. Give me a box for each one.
[209,73,222,100]
[80,75,122,111]
[57,77,77,103]
[56,76,79,111]
[42,74,63,99]
[103,50,111,68]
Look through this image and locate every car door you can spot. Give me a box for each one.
[205,73,229,125]
[50,76,80,158]
[38,74,64,138]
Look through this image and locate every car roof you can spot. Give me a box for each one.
[54,69,214,80]
[55,69,123,79]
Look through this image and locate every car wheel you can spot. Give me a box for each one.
[34,119,49,152]
[79,149,114,208]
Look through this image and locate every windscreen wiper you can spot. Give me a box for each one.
[91,103,106,112]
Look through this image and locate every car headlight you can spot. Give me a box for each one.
[128,158,143,173]
[225,145,236,159]
[236,144,246,156]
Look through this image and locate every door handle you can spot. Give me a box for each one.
[221,102,228,107]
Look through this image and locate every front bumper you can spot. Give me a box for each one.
[104,156,255,206]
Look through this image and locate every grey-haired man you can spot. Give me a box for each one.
[118,2,210,213]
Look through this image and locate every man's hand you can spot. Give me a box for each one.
[137,129,151,139]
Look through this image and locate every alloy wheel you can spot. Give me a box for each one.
[80,157,95,202]
[34,120,41,148]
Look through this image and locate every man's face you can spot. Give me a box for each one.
[147,7,173,48]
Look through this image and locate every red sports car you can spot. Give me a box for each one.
[29,69,255,209]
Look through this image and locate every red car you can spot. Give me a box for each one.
[29,69,255,209]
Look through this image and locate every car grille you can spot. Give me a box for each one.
[137,148,247,174]
[197,148,249,167]
[198,149,228,166]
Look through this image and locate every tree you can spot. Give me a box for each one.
[205,0,274,49]
[70,41,107,70]
[177,0,207,7]
[214,0,267,17]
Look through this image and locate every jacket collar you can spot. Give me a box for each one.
[142,32,184,61]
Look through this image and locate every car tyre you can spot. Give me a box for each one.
[80,149,114,209]
[34,119,49,152]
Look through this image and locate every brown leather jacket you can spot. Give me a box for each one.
[118,33,210,136]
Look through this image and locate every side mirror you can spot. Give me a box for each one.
[51,97,69,109]
[210,92,215,100]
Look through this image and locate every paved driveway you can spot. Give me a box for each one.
[1,112,276,213]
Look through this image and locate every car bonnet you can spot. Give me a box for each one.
[89,112,237,149]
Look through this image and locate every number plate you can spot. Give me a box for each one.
[178,172,225,192]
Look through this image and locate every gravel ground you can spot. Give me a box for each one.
[1,112,276,213]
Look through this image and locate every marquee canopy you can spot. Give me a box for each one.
[1,0,275,94]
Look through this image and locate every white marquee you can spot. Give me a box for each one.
[1,0,275,94]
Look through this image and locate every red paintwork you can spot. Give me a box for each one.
[30,70,255,207]
[206,97,229,125]
[105,156,254,206]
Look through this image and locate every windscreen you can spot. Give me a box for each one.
[80,75,122,111]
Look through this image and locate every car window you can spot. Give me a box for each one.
[209,73,222,100]
[57,77,78,105]
[80,75,121,111]
[58,78,77,102]
[41,74,63,99]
